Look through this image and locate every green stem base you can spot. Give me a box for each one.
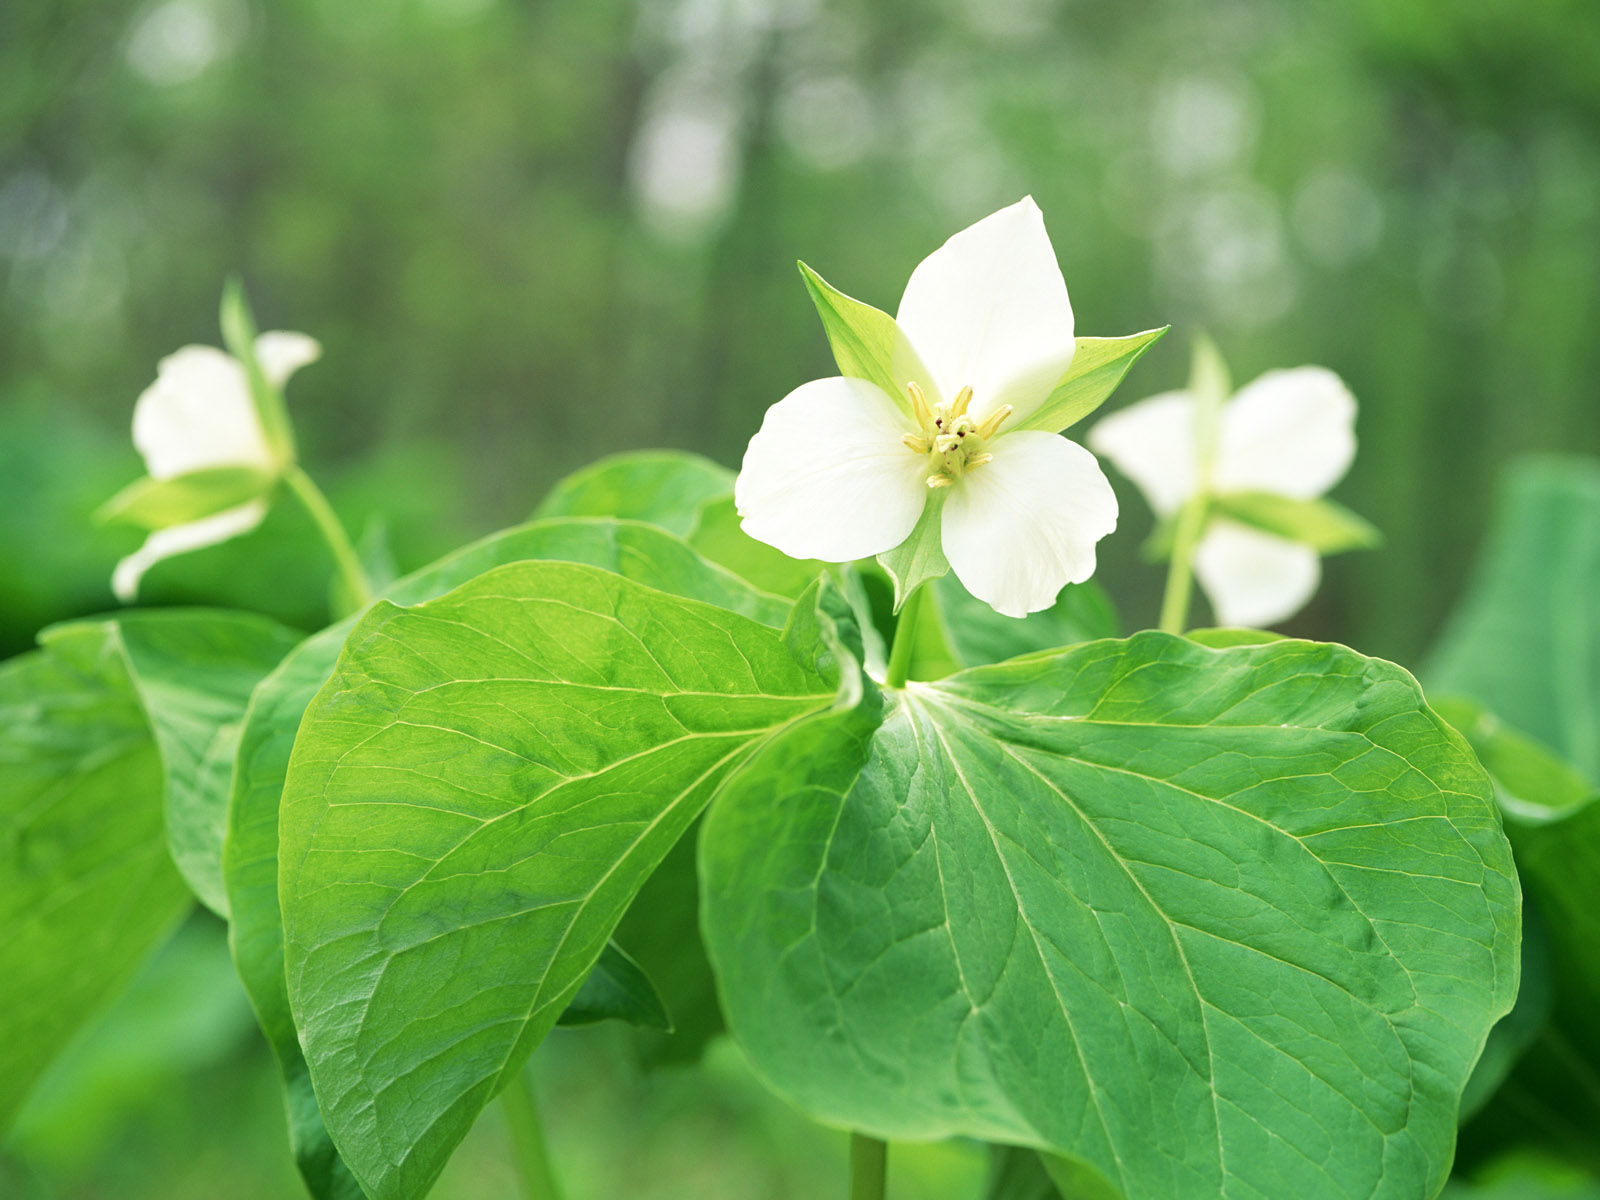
[850,1133,887,1200]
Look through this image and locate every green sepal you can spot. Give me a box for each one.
[875,491,947,610]
[96,465,278,530]
[1211,491,1382,555]
[1013,327,1168,433]
[220,277,296,466]
[798,261,925,416]
[555,941,672,1031]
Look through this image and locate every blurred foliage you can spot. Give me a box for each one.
[5,0,1600,1193]
[4,0,1600,659]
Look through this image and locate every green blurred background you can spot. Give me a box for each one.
[5,0,1600,1196]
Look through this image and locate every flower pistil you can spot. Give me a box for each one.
[901,382,1013,489]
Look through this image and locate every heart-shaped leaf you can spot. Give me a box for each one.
[703,629,1519,1200]
[0,633,191,1127]
[276,559,842,1200]
[225,517,793,1197]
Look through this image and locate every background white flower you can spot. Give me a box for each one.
[1089,365,1358,627]
[111,332,320,602]
[734,198,1118,619]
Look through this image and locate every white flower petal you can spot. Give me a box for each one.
[132,346,274,479]
[255,330,322,389]
[941,431,1117,618]
[895,197,1075,428]
[1214,367,1356,500]
[735,376,928,562]
[1086,390,1200,517]
[112,501,270,603]
[1193,518,1320,628]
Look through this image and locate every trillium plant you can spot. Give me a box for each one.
[8,197,1558,1200]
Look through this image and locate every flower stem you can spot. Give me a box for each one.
[884,586,926,689]
[850,1133,888,1200]
[283,464,374,612]
[1158,495,1208,636]
[500,1067,565,1200]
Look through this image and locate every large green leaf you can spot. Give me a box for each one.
[0,635,191,1128]
[48,610,302,916]
[533,450,822,598]
[276,560,841,1200]
[223,517,793,1198]
[703,629,1519,1200]
[684,495,824,599]
[923,573,1119,677]
[532,449,733,537]
[1428,456,1600,782]
[1423,458,1600,1173]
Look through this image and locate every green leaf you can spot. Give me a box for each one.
[686,496,823,599]
[1427,455,1600,782]
[96,466,278,530]
[224,517,795,1198]
[533,450,824,598]
[1211,491,1382,555]
[276,560,838,1200]
[924,573,1118,675]
[1424,459,1600,1175]
[41,611,301,916]
[875,491,947,609]
[532,449,734,537]
[0,637,191,1128]
[220,278,295,465]
[610,818,725,1064]
[556,941,671,1030]
[798,261,924,415]
[1434,696,1594,822]
[702,630,1519,1200]
[1443,1153,1600,1199]
[985,1145,1064,1200]
[1013,328,1169,434]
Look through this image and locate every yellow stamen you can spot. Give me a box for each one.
[907,381,934,429]
[966,452,993,468]
[950,385,974,419]
[926,474,954,489]
[976,404,1014,440]
[902,433,930,453]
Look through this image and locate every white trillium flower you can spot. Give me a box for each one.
[734,198,1118,619]
[1088,367,1358,627]
[112,331,321,602]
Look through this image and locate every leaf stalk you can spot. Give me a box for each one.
[850,1132,888,1200]
[500,1067,565,1200]
[283,464,375,614]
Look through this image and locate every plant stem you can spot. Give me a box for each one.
[500,1068,564,1200]
[1158,494,1207,636]
[283,464,374,611]
[850,1132,888,1200]
[884,586,925,689]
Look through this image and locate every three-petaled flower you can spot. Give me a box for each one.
[734,198,1119,619]
[108,331,320,602]
[1089,363,1362,627]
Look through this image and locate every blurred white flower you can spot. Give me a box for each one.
[111,332,319,601]
[734,198,1117,618]
[1089,366,1357,627]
